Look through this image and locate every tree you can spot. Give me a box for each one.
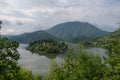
[0,21,41,80]
[0,37,42,80]
[0,37,19,79]
[100,40,120,80]
[45,40,120,80]
[45,48,103,80]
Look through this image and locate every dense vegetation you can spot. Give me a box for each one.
[26,39,68,54]
[1,20,120,80]
[0,37,42,80]
[45,40,120,80]
[1,36,120,80]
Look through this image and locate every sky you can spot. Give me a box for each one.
[0,0,120,35]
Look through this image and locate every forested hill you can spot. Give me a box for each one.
[98,28,120,40]
[109,28,120,38]
[8,21,110,43]
[84,28,120,47]
[47,21,109,42]
[101,28,120,40]
[8,30,60,44]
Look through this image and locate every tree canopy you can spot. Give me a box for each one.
[0,37,41,80]
[45,40,120,80]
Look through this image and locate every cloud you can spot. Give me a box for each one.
[2,28,14,34]
[16,21,24,25]
[6,0,59,8]
[0,0,120,34]
[0,0,9,8]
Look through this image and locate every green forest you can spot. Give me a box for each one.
[0,0,120,79]
[0,20,120,80]
[1,37,120,80]
[26,40,68,54]
[0,37,42,80]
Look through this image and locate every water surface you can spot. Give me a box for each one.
[18,44,106,75]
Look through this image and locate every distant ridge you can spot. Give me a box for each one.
[8,30,60,44]
[47,21,109,42]
[8,21,110,43]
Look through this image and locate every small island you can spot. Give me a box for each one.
[26,39,68,54]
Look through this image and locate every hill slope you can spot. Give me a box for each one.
[109,28,120,38]
[98,28,120,40]
[47,21,109,42]
[8,30,60,44]
[84,28,120,47]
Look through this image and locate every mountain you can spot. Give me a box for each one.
[47,21,109,42]
[8,30,60,44]
[8,21,110,43]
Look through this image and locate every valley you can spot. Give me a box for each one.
[1,21,120,80]
[1,0,120,79]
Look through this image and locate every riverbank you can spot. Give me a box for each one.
[18,44,106,76]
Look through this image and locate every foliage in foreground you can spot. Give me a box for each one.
[102,39,120,80]
[45,40,120,80]
[0,37,41,80]
[45,50,103,80]
[1,36,120,80]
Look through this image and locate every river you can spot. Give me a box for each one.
[18,44,106,76]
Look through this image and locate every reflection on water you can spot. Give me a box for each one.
[18,44,106,76]
[18,44,51,76]
[18,44,65,76]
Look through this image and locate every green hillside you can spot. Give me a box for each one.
[109,28,120,38]
[8,30,60,44]
[47,21,109,42]
[100,28,120,40]
[84,28,120,47]
[8,21,110,43]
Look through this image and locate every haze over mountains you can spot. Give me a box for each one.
[8,21,109,43]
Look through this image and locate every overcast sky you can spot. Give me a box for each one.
[0,0,120,35]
